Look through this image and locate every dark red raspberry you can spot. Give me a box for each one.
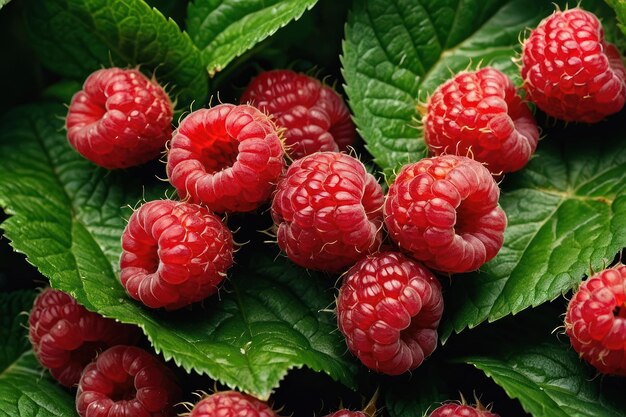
[241,69,356,159]
[189,390,278,417]
[521,8,626,123]
[336,251,443,375]
[565,264,626,375]
[120,199,234,310]
[76,345,181,417]
[429,403,499,417]
[384,155,506,273]
[323,411,367,417]
[66,67,173,169]
[28,288,139,388]
[167,104,285,213]
[271,151,384,272]
[423,67,539,174]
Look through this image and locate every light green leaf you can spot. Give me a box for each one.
[23,0,207,109]
[342,0,614,178]
[0,351,76,417]
[187,0,318,76]
[0,103,357,399]
[467,337,626,417]
[0,291,36,373]
[441,123,626,340]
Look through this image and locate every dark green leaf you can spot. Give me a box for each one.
[24,0,207,109]
[0,103,357,399]
[187,0,318,76]
[0,351,76,417]
[441,124,626,339]
[0,291,36,372]
[466,335,626,417]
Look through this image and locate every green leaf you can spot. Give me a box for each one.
[466,336,626,417]
[0,103,357,399]
[342,0,615,178]
[606,0,626,35]
[441,122,626,340]
[0,351,77,417]
[0,291,36,372]
[187,0,318,76]
[23,0,207,109]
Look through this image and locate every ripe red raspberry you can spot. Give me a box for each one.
[76,345,181,417]
[336,251,443,375]
[384,155,506,273]
[271,151,384,272]
[521,8,626,123]
[189,390,278,417]
[28,288,139,388]
[167,104,285,213]
[323,411,367,417]
[423,67,539,174]
[66,67,173,169]
[429,403,499,417]
[120,200,234,310]
[565,264,626,375]
[240,69,356,159]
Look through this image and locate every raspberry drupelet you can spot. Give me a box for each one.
[120,200,234,310]
[167,104,285,213]
[271,151,384,273]
[28,288,139,388]
[429,402,500,417]
[76,345,181,417]
[241,69,356,159]
[521,7,626,123]
[423,67,539,174]
[336,251,444,375]
[66,67,173,169]
[384,155,506,273]
[565,264,626,375]
[189,390,279,417]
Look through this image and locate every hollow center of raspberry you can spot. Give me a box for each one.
[109,375,137,402]
[454,199,483,236]
[200,137,239,173]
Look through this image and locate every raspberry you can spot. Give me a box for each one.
[565,264,626,375]
[384,155,506,273]
[323,411,367,417]
[120,200,234,310]
[28,288,139,388]
[240,69,356,159]
[423,67,539,174]
[429,403,499,417]
[336,251,443,375]
[521,8,626,123]
[271,151,384,272]
[76,345,181,417]
[66,67,173,169]
[189,391,278,417]
[167,104,285,213]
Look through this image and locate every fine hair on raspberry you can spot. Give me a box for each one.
[336,251,444,375]
[66,67,173,169]
[188,390,279,417]
[271,151,384,273]
[565,264,626,375]
[240,69,356,159]
[167,103,285,213]
[423,67,539,174]
[28,288,139,388]
[521,7,626,123]
[384,154,507,273]
[76,345,181,417]
[120,199,234,310]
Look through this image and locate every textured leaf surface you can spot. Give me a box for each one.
[24,0,207,109]
[0,291,36,372]
[0,352,76,417]
[441,123,626,340]
[467,336,626,417]
[342,0,613,178]
[0,103,356,399]
[187,0,318,76]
